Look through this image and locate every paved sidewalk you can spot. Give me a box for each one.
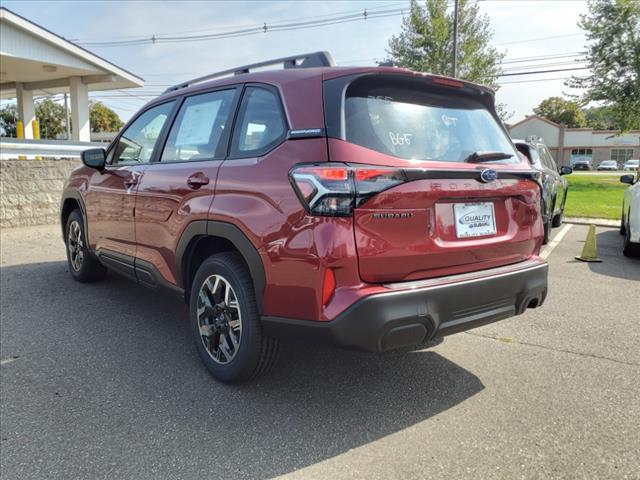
[564,216,620,227]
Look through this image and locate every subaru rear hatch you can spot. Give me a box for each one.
[322,72,543,283]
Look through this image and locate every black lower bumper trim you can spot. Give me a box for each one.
[262,261,548,352]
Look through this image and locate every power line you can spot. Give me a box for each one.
[502,60,587,72]
[496,33,583,46]
[499,75,582,85]
[501,52,582,64]
[78,5,418,47]
[73,2,410,43]
[499,66,589,77]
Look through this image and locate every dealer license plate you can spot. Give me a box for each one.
[454,202,497,238]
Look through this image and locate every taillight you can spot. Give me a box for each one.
[290,163,405,216]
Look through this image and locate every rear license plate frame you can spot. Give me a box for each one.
[453,202,497,238]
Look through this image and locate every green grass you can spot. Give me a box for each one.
[564,173,627,220]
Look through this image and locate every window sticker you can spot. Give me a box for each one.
[175,100,221,146]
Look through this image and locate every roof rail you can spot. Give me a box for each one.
[163,51,335,93]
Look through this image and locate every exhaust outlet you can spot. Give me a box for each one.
[527,297,540,309]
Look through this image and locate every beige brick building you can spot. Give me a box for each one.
[508,115,640,167]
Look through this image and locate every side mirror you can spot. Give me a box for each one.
[620,174,634,185]
[560,166,573,175]
[81,148,106,171]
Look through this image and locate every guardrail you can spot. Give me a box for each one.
[0,137,105,159]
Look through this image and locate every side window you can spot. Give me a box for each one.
[537,146,554,170]
[543,147,558,170]
[161,89,236,162]
[110,102,175,165]
[230,87,286,157]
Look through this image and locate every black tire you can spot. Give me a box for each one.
[189,252,279,383]
[623,219,640,257]
[65,209,107,282]
[543,218,551,244]
[620,209,626,235]
[551,195,564,228]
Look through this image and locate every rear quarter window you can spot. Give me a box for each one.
[230,86,287,157]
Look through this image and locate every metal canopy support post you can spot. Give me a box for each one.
[69,76,90,142]
[64,93,71,140]
[16,83,35,139]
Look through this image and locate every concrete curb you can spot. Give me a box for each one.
[564,217,620,228]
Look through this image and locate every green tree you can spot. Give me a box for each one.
[385,0,505,88]
[90,101,124,133]
[0,104,18,137]
[533,96,586,127]
[583,105,618,130]
[567,0,640,131]
[36,99,66,139]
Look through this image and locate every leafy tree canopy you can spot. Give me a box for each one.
[0,104,18,137]
[533,96,587,128]
[583,105,618,130]
[90,101,124,133]
[36,99,66,139]
[567,0,640,131]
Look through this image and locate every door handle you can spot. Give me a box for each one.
[187,173,210,189]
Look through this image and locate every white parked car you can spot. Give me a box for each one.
[597,160,619,171]
[620,167,640,257]
[623,159,639,171]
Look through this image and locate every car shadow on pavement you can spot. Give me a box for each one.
[582,230,640,281]
[1,260,484,480]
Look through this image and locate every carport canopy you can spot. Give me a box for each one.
[0,7,144,141]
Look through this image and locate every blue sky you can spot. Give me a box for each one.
[2,0,590,122]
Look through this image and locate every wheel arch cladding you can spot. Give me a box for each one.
[60,193,86,239]
[176,221,267,313]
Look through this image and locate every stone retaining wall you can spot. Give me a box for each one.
[1,159,80,228]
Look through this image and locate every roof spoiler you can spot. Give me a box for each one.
[163,51,335,93]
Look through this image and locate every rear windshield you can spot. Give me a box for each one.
[344,77,517,163]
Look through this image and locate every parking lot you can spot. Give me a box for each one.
[1,223,638,480]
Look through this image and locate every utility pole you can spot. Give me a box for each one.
[452,0,459,78]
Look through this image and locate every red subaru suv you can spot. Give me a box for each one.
[61,52,548,383]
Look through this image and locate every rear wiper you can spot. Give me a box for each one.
[464,151,514,163]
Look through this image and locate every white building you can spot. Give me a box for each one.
[0,7,144,141]
[508,115,640,166]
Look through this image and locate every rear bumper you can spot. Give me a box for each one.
[262,259,548,352]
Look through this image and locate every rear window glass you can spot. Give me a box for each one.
[344,78,517,163]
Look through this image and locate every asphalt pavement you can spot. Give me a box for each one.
[1,224,638,480]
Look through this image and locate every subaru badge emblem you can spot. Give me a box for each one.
[480,169,498,183]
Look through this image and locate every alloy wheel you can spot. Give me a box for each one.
[67,220,84,272]
[196,274,242,364]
